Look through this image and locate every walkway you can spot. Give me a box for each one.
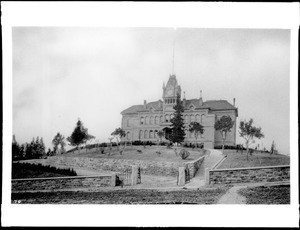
[217,185,247,204]
[184,149,224,188]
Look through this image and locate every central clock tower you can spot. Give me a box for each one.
[162,74,181,113]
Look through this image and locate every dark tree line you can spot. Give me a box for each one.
[12,135,47,160]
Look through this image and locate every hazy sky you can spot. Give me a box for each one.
[12,27,290,154]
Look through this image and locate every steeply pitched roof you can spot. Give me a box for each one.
[203,100,236,110]
[121,100,163,114]
[121,99,237,114]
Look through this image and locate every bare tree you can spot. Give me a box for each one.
[239,118,264,161]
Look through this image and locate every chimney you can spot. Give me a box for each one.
[199,90,203,106]
[183,91,186,107]
[233,98,236,107]
[144,100,147,109]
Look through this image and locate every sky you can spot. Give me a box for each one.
[12,27,290,154]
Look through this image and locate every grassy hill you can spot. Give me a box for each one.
[63,145,207,163]
[217,150,290,169]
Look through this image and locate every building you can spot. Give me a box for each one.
[121,74,238,148]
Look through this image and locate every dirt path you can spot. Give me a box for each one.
[217,185,247,204]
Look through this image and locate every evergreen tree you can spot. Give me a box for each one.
[12,135,22,160]
[39,137,46,157]
[67,119,93,153]
[169,93,185,144]
[27,138,36,159]
[52,132,66,155]
[46,148,52,156]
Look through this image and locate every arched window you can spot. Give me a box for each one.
[150,116,154,125]
[144,130,148,139]
[126,131,130,139]
[140,117,144,125]
[170,114,174,120]
[154,130,158,138]
[145,116,149,125]
[160,115,164,123]
[191,114,195,122]
[165,114,170,122]
[155,116,159,124]
[201,114,205,123]
[196,114,200,123]
[139,130,143,139]
[185,115,189,123]
[149,130,153,139]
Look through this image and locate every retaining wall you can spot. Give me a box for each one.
[20,150,207,178]
[23,156,181,177]
[12,175,112,191]
[209,165,290,184]
[185,155,205,178]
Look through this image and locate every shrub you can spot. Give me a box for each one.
[99,142,108,147]
[137,149,142,153]
[179,149,190,160]
[99,147,105,154]
[12,162,77,179]
[214,145,244,150]
[159,142,167,146]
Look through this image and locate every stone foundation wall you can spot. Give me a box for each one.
[209,165,290,184]
[12,175,112,191]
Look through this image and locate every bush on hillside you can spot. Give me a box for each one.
[214,145,246,150]
[179,149,190,160]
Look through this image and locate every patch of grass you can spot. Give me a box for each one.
[217,150,290,169]
[63,146,207,163]
[11,186,230,204]
[12,162,77,179]
[238,185,290,204]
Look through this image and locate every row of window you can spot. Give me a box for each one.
[164,98,176,104]
[139,114,206,125]
[137,129,204,139]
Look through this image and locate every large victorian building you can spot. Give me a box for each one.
[121,75,238,148]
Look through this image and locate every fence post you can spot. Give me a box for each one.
[131,165,139,185]
[178,167,185,186]
[205,168,210,185]
[110,173,117,187]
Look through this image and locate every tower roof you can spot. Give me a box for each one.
[166,74,178,88]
